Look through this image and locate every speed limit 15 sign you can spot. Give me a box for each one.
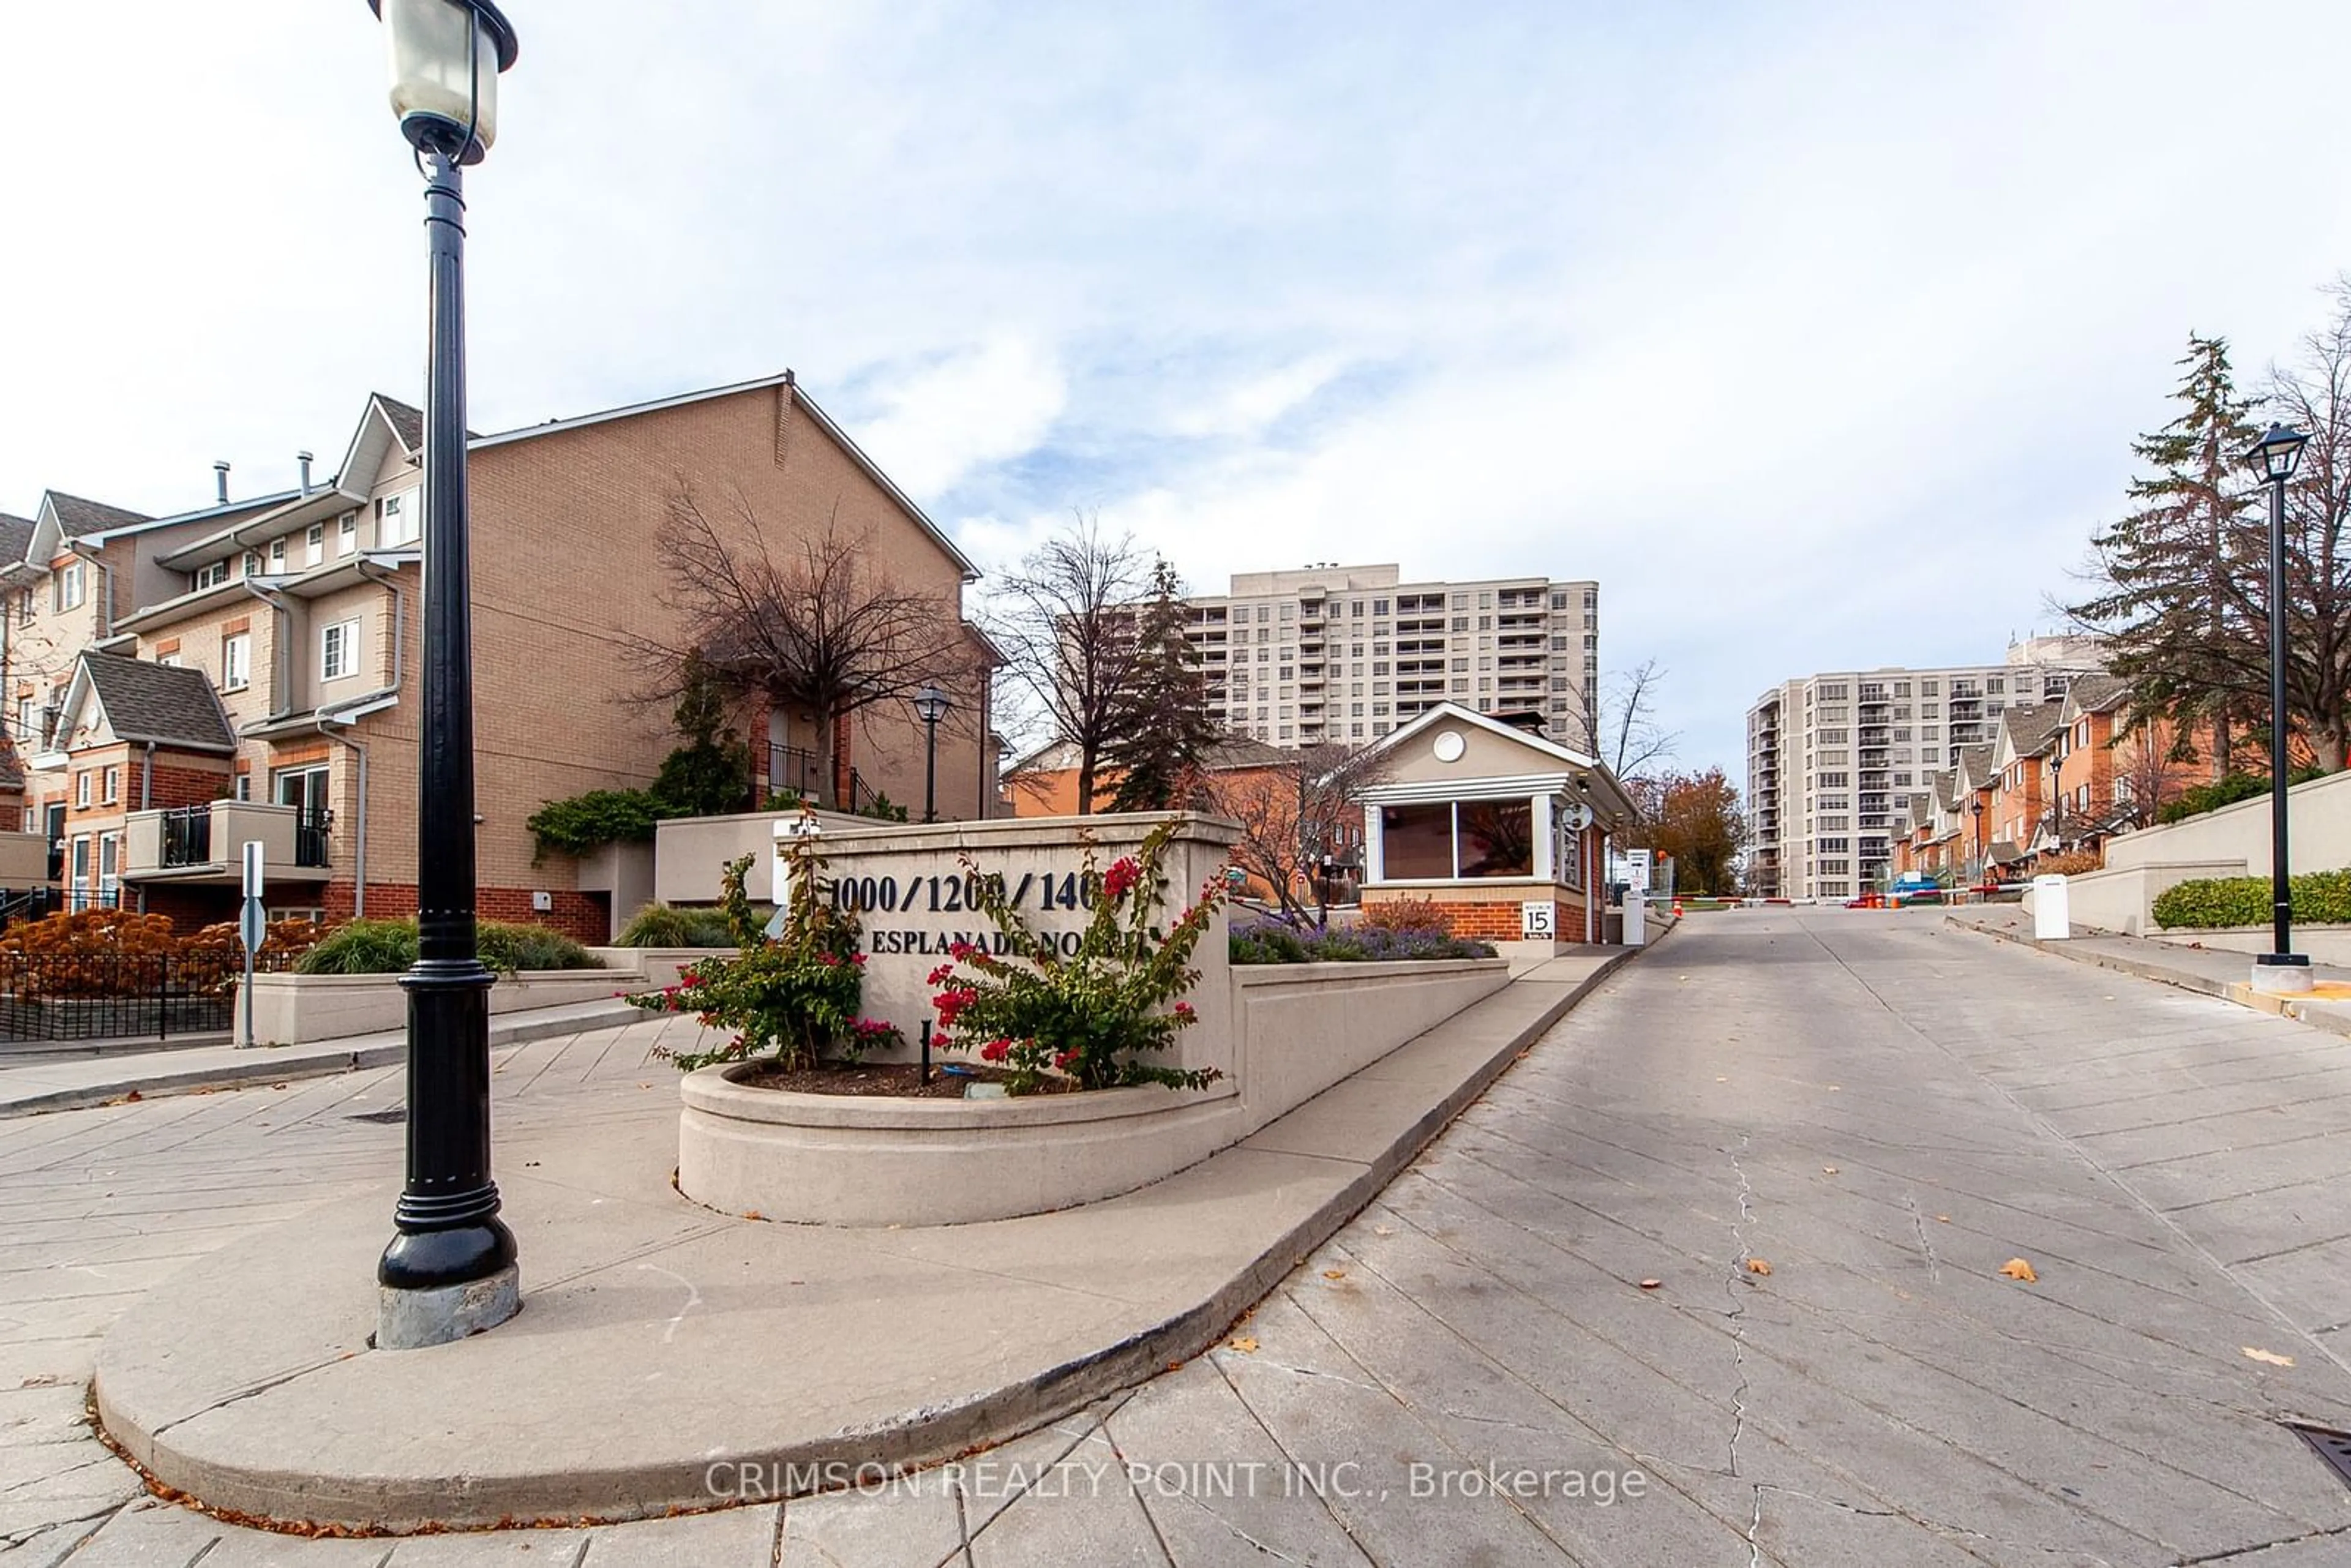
[1521,901,1556,940]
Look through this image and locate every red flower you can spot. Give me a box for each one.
[819,952,840,967]
[926,963,956,986]
[1172,1001,1196,1020]
[1052,1049,1077,1071]
[981,1038,1011,1063]
[932,986,979,1027]
[850,953,867,967]
[949,940,975,961]
[1103,856,1141,902]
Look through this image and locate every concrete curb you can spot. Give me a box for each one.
[1944,913,2351,1041]
[0,1002,643,1119]
[92,937,1662,1530]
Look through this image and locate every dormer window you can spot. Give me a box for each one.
[54,563,84,612]
[194,560,231,591]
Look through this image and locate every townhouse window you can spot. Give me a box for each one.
[322,619,362,681]
[155,651,181,668]
[75,771,90,808]
[269,538,287,571]
[242,550,261,577]
[194,560,230,591]
[306,525,326,568]
[69,836,89,908]
[233,773,251,801]
[99,834,118,906]
[222,632,251,692]
[14,698,34,748]
[375,491,418,548]
[101,767,118,804]
[55,563,84,612]
[339,512,359,555]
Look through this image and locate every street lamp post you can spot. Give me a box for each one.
[2249,422,2312,994]
[913,686,951,823]
[364,0,523,1349]
[1971,797,1985,891]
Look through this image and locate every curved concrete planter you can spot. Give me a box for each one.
[677,955,1512,1228]
[678,1063,1240,1226]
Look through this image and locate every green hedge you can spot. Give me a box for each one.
[294,918,602,974]
[614,902,754,948]
[2151,868,2351,929]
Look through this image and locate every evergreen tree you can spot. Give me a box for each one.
[1105,559,1218,812]
[651,648,753,816]
[2069,335,2260,778]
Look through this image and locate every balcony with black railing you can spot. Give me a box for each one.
[123,801,329,887]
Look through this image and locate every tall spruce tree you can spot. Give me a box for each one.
[2069,335,2260,778]
[1105,559,1218,812]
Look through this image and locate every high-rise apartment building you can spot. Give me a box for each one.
[1180,565,1599,749]
[1746,637,2104,900]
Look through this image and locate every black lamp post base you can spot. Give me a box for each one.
[2251,951,2315,996]
[377,1260,520,1351]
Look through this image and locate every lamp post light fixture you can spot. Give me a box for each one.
[913,685,951,823]
[1971,796,1985,892]
[364,0,523,1349]
[2249,421,2313,994]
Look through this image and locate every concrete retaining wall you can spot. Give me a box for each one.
[2149,924,2351,966]
[2024,860,2247,936]
[2105,768,2351,875]
[247,968,631,1046]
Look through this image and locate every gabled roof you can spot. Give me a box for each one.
[1952,744,1997,792]
[468,369,980,580]
[1364,699,1602,772]
[374,394,425,454]
[0,516,32,566]
[47,492,149,537]
[2059,672,2129,721]
[1993,701,2064,765]
[75,652,236,752]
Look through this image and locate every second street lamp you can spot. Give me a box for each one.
[913,686,951,823]
[365,0,523,1349]
[2249,421,2313,994]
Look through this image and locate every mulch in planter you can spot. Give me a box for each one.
[735,1062,1081,1098]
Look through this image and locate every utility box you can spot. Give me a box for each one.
[2031,874,2070,940]
[1624,889,1647,948]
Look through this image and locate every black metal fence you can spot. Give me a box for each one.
[0,950,302,1043]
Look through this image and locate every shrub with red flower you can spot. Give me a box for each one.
[924,821,1225,1096]
[631,830,872,1073]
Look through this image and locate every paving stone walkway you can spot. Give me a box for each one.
[10,908,2351,1564]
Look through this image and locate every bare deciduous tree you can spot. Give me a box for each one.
[1565,659,1678,805]
[1202,741,1390,926]
[985,514,1155,814]
[639,489,981,806]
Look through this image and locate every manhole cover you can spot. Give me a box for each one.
[2285,1423,2351,1490]
[346,1106,407,1124]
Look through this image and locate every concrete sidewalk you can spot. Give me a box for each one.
[0,997,641,1119]
[1950,906,2351,1038]
[92,946,1653,1532]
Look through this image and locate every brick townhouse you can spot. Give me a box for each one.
[4,372,999,939]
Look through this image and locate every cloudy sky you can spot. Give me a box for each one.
[6,2,2349,776]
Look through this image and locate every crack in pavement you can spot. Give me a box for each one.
[1722,1132,1763,1566]
[1905,1193,1944,1285]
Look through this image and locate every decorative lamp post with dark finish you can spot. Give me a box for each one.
[2248,422,2313,994]
[364,0,523,1348]
[1970,797,1985,892]
[913,686,951,823]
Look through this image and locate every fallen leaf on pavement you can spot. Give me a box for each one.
[1937,1215,1951,1223]
[1373,1225,1395,1237]
[1828,1085,1842,1092]
[741,1210,762,1221]
[1822,1166,1840,1175]
[1999,1258,2039,1283]
[2243,1346,2297,1367]
[1715,1076,1728,1083]
[1227,1335,1259,1354]
[1745,1258,1772,1277]
[1322,1269,1348,1281]
[1638,1278,1662,1290]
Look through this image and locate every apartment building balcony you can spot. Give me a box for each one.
[1859,751,1889,768]
[122,801,331,887]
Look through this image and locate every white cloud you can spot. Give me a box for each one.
[847,338,1067,500]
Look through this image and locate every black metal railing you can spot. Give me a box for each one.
[770,743,823,801]
[294,809,329,868]
[0,888,56,929]
[45,844,62,881]
[0,948,301,1043]
[160,806,213,868]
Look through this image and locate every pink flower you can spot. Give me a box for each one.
[1172,1001,1196,1020]
[850,953,867,967]
[1103,857,1141,902]
[981,1038,1011,1063]
[949,940,975,961]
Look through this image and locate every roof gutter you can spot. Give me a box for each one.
[241,579,296,724]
